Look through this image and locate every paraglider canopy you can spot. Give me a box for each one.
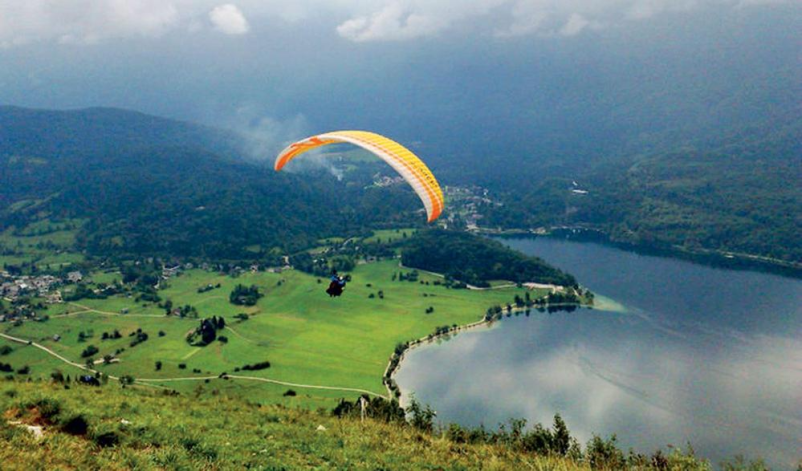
[275,131,444,223]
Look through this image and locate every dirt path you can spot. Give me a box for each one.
[397,263,520,291]
[65,302,166,318]
[0,332,108,377]
[136,375,386,398]
[224,325,257,344]
[51,309,92,318]
[465,283,517,291]
[0,332,386,399]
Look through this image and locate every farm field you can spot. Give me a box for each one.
[1,260,542,408]
[0,219,85,270]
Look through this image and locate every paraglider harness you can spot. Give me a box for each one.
[327,271,347,297]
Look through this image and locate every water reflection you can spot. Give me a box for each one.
[396,239,802,469]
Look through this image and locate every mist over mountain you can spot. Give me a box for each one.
[2,5,798,187]
[0,2,799,265]
[0,4,801,469]
[0,107,420,261]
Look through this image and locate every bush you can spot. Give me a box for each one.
[28,398,61,420]
[241,361,271,371]
[92,430,120,448]
[129,331,149,347]
[0,345,13,355]
[81,345,99,358]
[586,434,625,469]
[229,284,262,306]
[283,389,297,397]
[406,399,436,433]
[61,414,89,435]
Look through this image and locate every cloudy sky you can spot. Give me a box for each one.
[0,0,796,45]
[0,1,799,160]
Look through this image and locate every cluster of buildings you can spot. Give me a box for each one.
[160,262,215,280]
[372,175,405,187]
[0,270,83,304]
[443,185,493,230]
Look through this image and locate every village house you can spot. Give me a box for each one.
[162,265,181,279]
[3,284,22,300]
[66,271,83,283]
[32,275,59,295]
[45,291,63,304]
[0,282,14,297]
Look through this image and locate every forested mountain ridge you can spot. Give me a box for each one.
[0,105,239,160]
[1,105,799,268]
[479,117,802,265]
[0,107,420,262]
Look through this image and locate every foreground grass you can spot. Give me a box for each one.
[0,380,591,470]
[2,260,542,407]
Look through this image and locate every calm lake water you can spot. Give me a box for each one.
[395,238,802,469]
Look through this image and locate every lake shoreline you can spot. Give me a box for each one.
[394,237,802,469]
[476,226,802,279]
[383,297,597,401]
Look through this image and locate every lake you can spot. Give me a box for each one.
[395,237,802,468]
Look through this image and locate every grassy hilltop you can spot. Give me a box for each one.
[0,380,711,470]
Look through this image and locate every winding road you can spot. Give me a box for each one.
[0,332,386,398]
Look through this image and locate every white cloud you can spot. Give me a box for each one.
[0,0,795,47]
[624,0,701,20]
[336,4,443,42]
[333,0,798,41]
[336,0,505,42]
[209,4,249,35]
[0,0,180,47]
[560,13,590,36]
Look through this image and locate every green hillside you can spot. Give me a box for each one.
[0,107,421,262]
[0,380,711,470]
[1,260,557,408]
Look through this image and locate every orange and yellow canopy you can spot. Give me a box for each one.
[275,130,444,223]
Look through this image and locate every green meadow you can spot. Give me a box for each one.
[0,219,85,269]
[2,260,542,408]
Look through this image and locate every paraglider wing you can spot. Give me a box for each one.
[275,131,444,222]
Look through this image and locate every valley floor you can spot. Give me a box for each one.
[1,260,544,408]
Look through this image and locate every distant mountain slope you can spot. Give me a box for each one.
[0,106,239,159]
[480,119,802,266]
[0,107,419,260]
